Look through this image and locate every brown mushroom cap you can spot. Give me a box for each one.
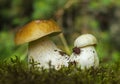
[15,19,62,45]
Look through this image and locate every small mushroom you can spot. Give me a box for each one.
[15,19,69,70]
[70,34,99,70]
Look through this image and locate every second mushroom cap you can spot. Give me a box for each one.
[74,34,97,48]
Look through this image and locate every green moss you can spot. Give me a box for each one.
[0,57,120,84]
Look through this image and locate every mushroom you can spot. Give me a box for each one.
[70,34,99,70]
[15,19,69,70]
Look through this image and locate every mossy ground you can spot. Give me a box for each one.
[0,57,120,84]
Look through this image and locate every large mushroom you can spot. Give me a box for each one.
[70,34,99,70]
[15,19,69,70]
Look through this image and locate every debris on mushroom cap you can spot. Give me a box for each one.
[15,19,62,45]
[74,34,97,48]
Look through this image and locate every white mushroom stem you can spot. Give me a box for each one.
[28,37,68,69]
[79,46,99,69]
[70,46,99,70]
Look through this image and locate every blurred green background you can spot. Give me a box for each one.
[0,0,120,63]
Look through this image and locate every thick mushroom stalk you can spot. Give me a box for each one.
[28,37,69,70]
[70,34,99,70]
